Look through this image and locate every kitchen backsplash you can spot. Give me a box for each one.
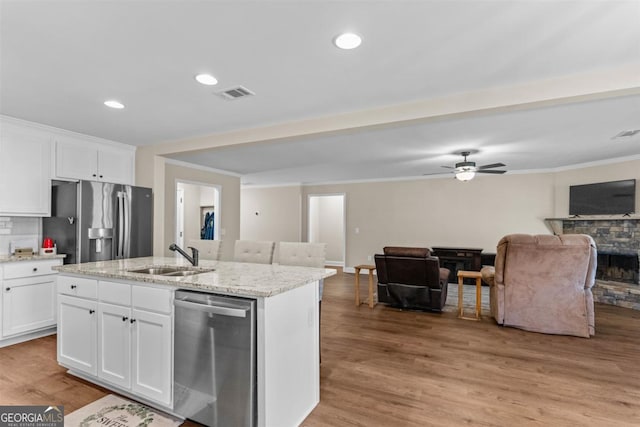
[0,217,41,255]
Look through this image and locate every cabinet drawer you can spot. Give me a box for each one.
[3,259,62,279]
[57,275,98,299]
[99,281,131,305]
[132,286,172,314]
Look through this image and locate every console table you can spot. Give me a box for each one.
[431,247,483,284]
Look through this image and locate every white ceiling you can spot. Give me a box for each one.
[1,1,639,185]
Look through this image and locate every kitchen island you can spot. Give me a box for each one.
[55,257,335,427]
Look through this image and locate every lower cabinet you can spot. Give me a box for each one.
[3,275,57,337]
[98,302,132,388]
[131,308,172,405]
[58,294,98,376]
[0,259,63,346]
[57,276,173,408]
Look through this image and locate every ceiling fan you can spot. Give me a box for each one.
[434,151,507,181]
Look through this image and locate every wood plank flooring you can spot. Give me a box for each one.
[1,269,639,426]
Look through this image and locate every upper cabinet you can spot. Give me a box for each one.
[0,116,136,217]
[0,123,51,216]
[54,136,135,185]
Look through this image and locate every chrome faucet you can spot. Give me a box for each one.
[169,243,199,266]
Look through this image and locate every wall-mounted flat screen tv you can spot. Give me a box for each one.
[569,179,636,215]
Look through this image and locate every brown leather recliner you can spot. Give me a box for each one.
[481,234,596,338]
[374,247,450,311]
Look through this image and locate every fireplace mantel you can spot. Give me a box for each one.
[544,216,640,235]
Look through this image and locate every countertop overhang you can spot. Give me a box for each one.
[0,254,66,263]
[54,256,336,298]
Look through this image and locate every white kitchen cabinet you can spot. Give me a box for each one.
[0,123,51,216]
[0,259,62,346]
[2,276,56,337]
[98,302,132,389]
[57,294,98,376]
[131,308,172,406]
[57,275,173,408]
[54,136,134,185]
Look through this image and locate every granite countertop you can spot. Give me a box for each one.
[0,254,67,263]
[54,256,336,298]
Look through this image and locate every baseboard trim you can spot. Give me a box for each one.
[0,327,56,348]
[325,261,344,267]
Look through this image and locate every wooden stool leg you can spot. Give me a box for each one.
[368,270,374,308]
[475,277,482,319]
[458,274,464,317]
[355,267,361,306]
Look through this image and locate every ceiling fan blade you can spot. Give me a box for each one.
[440,165,454,169]
[477,170,507,174]
[423,171,452,176]
[478,163,506,170]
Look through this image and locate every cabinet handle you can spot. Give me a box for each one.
[122,316,129,322]
[130,318,136,324]
[33,267,38,272]
[89,309,95,314]
[99,175,103,178]
[70,285,77,289]
[5,287,10,291]
[92,173,97,177]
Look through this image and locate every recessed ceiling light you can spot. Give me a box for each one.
[195,73,218,86]
[104,100,124,109]
[334,33,362,50]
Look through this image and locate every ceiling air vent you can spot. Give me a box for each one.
[216,86,255,100]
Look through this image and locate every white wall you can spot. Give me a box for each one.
[240,186,301,242]
[302,172,555,267]
[309,195,344,263]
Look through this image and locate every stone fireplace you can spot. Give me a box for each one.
[563,218,640,310]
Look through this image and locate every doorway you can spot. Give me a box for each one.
[176,181,221,251]
[308,194,345,266]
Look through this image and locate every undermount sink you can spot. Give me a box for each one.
[128,266,214,277]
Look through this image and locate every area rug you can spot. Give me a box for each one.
[443,282,490,315]
[64,394,182,427]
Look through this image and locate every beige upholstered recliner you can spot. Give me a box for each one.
[481,234,597,338]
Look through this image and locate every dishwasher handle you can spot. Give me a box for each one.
[174,298,249,318]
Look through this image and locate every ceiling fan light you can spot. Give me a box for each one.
[455,170,476,181]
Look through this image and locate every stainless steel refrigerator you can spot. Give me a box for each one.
[43,181,153,264]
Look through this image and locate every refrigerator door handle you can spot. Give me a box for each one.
[117,192,125,258]
[123,190,130,258]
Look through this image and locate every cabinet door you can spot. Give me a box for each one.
[55,136,98,181]
[98,149,134,185]
[131,309,172,406]
[98,302,132,389]
[2,276,56,337]
[0,124,51,216]
[58,295,98,376]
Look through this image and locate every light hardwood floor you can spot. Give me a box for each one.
[1,269,639,426]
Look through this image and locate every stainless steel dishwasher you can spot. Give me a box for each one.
[174,289,256,427]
